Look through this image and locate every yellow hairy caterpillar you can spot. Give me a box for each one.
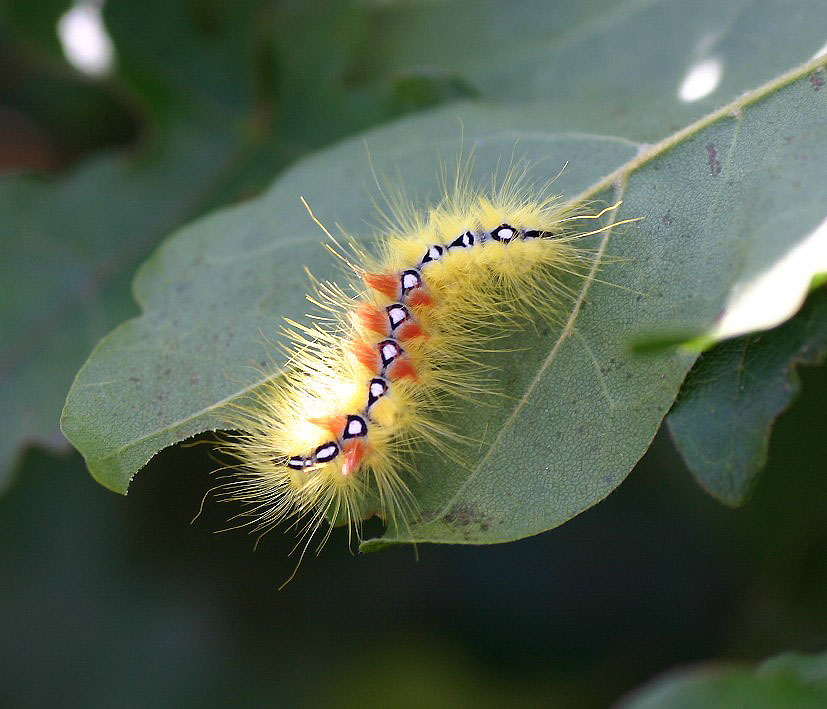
[220,161,632,558]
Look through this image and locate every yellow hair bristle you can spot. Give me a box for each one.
[218,161,637,565]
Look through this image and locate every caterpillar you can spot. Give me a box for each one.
[220,162,631,558]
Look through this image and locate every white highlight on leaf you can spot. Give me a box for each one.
[812,41,827,59]
[57,1,115,77]
[678,57,723,102]
[710,214,827,340]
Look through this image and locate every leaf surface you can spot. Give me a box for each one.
[667,289,827,506]
[61,57,827,551]
[622,649,827,709]
[355,0,827,140]
[0,118,248,478]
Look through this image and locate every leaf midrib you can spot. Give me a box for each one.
[426,177,629,525]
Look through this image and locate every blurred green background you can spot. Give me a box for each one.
[3,370,826,707]
[1,0,825,706]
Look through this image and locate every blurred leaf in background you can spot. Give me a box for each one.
[622,649,827,708]
[668,290,827,506]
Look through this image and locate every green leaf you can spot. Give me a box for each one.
[1,0,71,59]
[355,0,827,140]
[103,0,265,118]
[59,106,641,493]
[63,54,827,551]
[667,289,827,506]
[0,0,407,488]
[0,0,269,489]
[698,228,827,345]
[0,121,240,490]
[355,0,827,356]
[622,649,827,708]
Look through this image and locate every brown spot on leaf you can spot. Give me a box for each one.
[706,144,721,176]
[443,502,489,529]
[810,71,824,91]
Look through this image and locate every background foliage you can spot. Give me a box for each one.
[1,0,825,706]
